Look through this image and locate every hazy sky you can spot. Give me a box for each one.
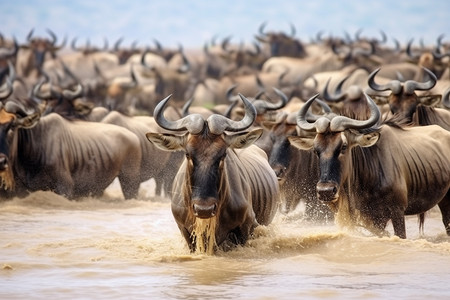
[1,0,449,50]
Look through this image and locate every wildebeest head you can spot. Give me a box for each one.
[146,93,261,219]
[322,75,372,120]
[368,67,439,121]
[20,29,66,76]
[0,98,40,191]
[255,22,306,58]
[32,74,89,119]
[289,93,381,203]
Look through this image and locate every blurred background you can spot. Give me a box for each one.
[1,0,449,49]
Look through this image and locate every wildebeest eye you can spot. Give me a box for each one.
[341,143,348,153]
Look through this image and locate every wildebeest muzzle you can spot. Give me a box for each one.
[316,181,339,202]
[192,197,218,219]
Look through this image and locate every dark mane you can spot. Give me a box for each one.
[414,105,438,126]
[381,113,414,129]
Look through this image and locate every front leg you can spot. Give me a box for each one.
[391,210,406,239]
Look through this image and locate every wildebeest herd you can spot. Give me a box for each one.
[0,24,449,253]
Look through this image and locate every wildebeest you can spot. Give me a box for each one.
[289,93,450,238]
[146,94,279,253]
[368,67,450,130]
[16,29,66,86]
[0,96,142,200]
[255,22,307,58]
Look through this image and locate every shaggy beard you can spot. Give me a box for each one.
[191,216,218,255]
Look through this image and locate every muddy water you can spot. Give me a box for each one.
[1,180,450,300]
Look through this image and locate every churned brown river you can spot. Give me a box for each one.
[1,179,449,300]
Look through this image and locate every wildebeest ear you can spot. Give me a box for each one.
[288,136,314,150]
[225,128,263,149]
[351,131,380,148]
[145,132,187,151]
[418,94,441,107]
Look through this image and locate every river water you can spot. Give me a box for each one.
[1,179,449,300]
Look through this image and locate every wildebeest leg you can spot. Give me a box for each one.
[118,175,140,200]
[220,227,248,251]
[437,190,450,236]
[53,172,74,199]
[391,210,406,239]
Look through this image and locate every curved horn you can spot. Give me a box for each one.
[223,98,239,118]
[26,28,34,42]
[403,67,437,94]
[331,42,352,61]
[46,29,66,51]
[0,78,13,101]
[62,84,84,100]
[71,37,80,51]
[329,93,380,131]
[316,30,324,43]
[289,23,296,37]
[119,65,138,89]
[226,84,239,101]
[258,21,267,36]
[393,39,401,53]
[432,36,450,59]
[140,49,155,70]
[252,87,289,113]
[322,77,347,102]
[221,36,233,53]
[153,39,162,51]
[32,72,54,99]
[442,87,450,109]
[355,28,363,41]
[315,98,332,114]
[154,95,205,134]
[6,59,15,84]
[432,49,450,60]
[114,37,123,51]
[0,61,15,100]
[368,68,402,94]
[247,41,261,56]
[178,50,190,73]
[46,28,57,46]
[0,72,13,101]
[207,93,256,134]
[406,39,420,60]
[353,40,375,57]
[4,101,35,116]
[181,97,194,117]
[296,94,324,132]
[379,30,387,44]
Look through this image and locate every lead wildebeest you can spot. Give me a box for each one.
[289,93,450,238]
[146,94,279,253]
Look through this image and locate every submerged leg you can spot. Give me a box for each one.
[437,190,450,236]
[391,210,406,239]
